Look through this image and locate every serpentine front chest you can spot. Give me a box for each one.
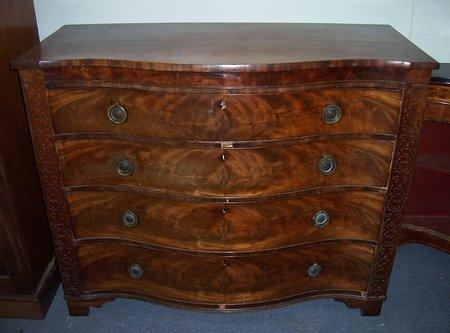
[13,23,438,316]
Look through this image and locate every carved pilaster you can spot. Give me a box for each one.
[19,69,82,295]
[368,83,428,296]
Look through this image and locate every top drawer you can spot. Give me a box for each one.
[48,88,401,141]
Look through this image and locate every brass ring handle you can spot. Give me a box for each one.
[323,104,341,124]
[107,103,128,124]
[128,263,144,279]
[116,158,134,176]
[122,211,138,228]
[317,155,336,176]
[307,263,322,277]
[312,210,330,228]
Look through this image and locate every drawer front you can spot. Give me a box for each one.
[78,243,374,305]
[58,139,394,197]
[68,190,383,251]
[49,88,401,140]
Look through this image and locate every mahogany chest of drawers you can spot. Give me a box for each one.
[13,23,438,316]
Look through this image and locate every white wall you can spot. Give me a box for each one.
[34,0,450,62]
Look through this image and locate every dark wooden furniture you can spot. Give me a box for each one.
[0,0,58,319]
[12,23,438,316]
[400,64,450,253]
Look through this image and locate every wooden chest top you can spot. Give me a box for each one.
[12,23,437,72]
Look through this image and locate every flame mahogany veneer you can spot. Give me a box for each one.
[13,23,438,316]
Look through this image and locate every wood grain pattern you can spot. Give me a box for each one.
[49,88,401,141]
[44,66,410,88]
[58,138,394,197]
[77,242,374,305]
[11,23,438,71]
[67,189,383,251]
[428,84,450,102]
[424,84,450,123]
[424,104,450,124]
